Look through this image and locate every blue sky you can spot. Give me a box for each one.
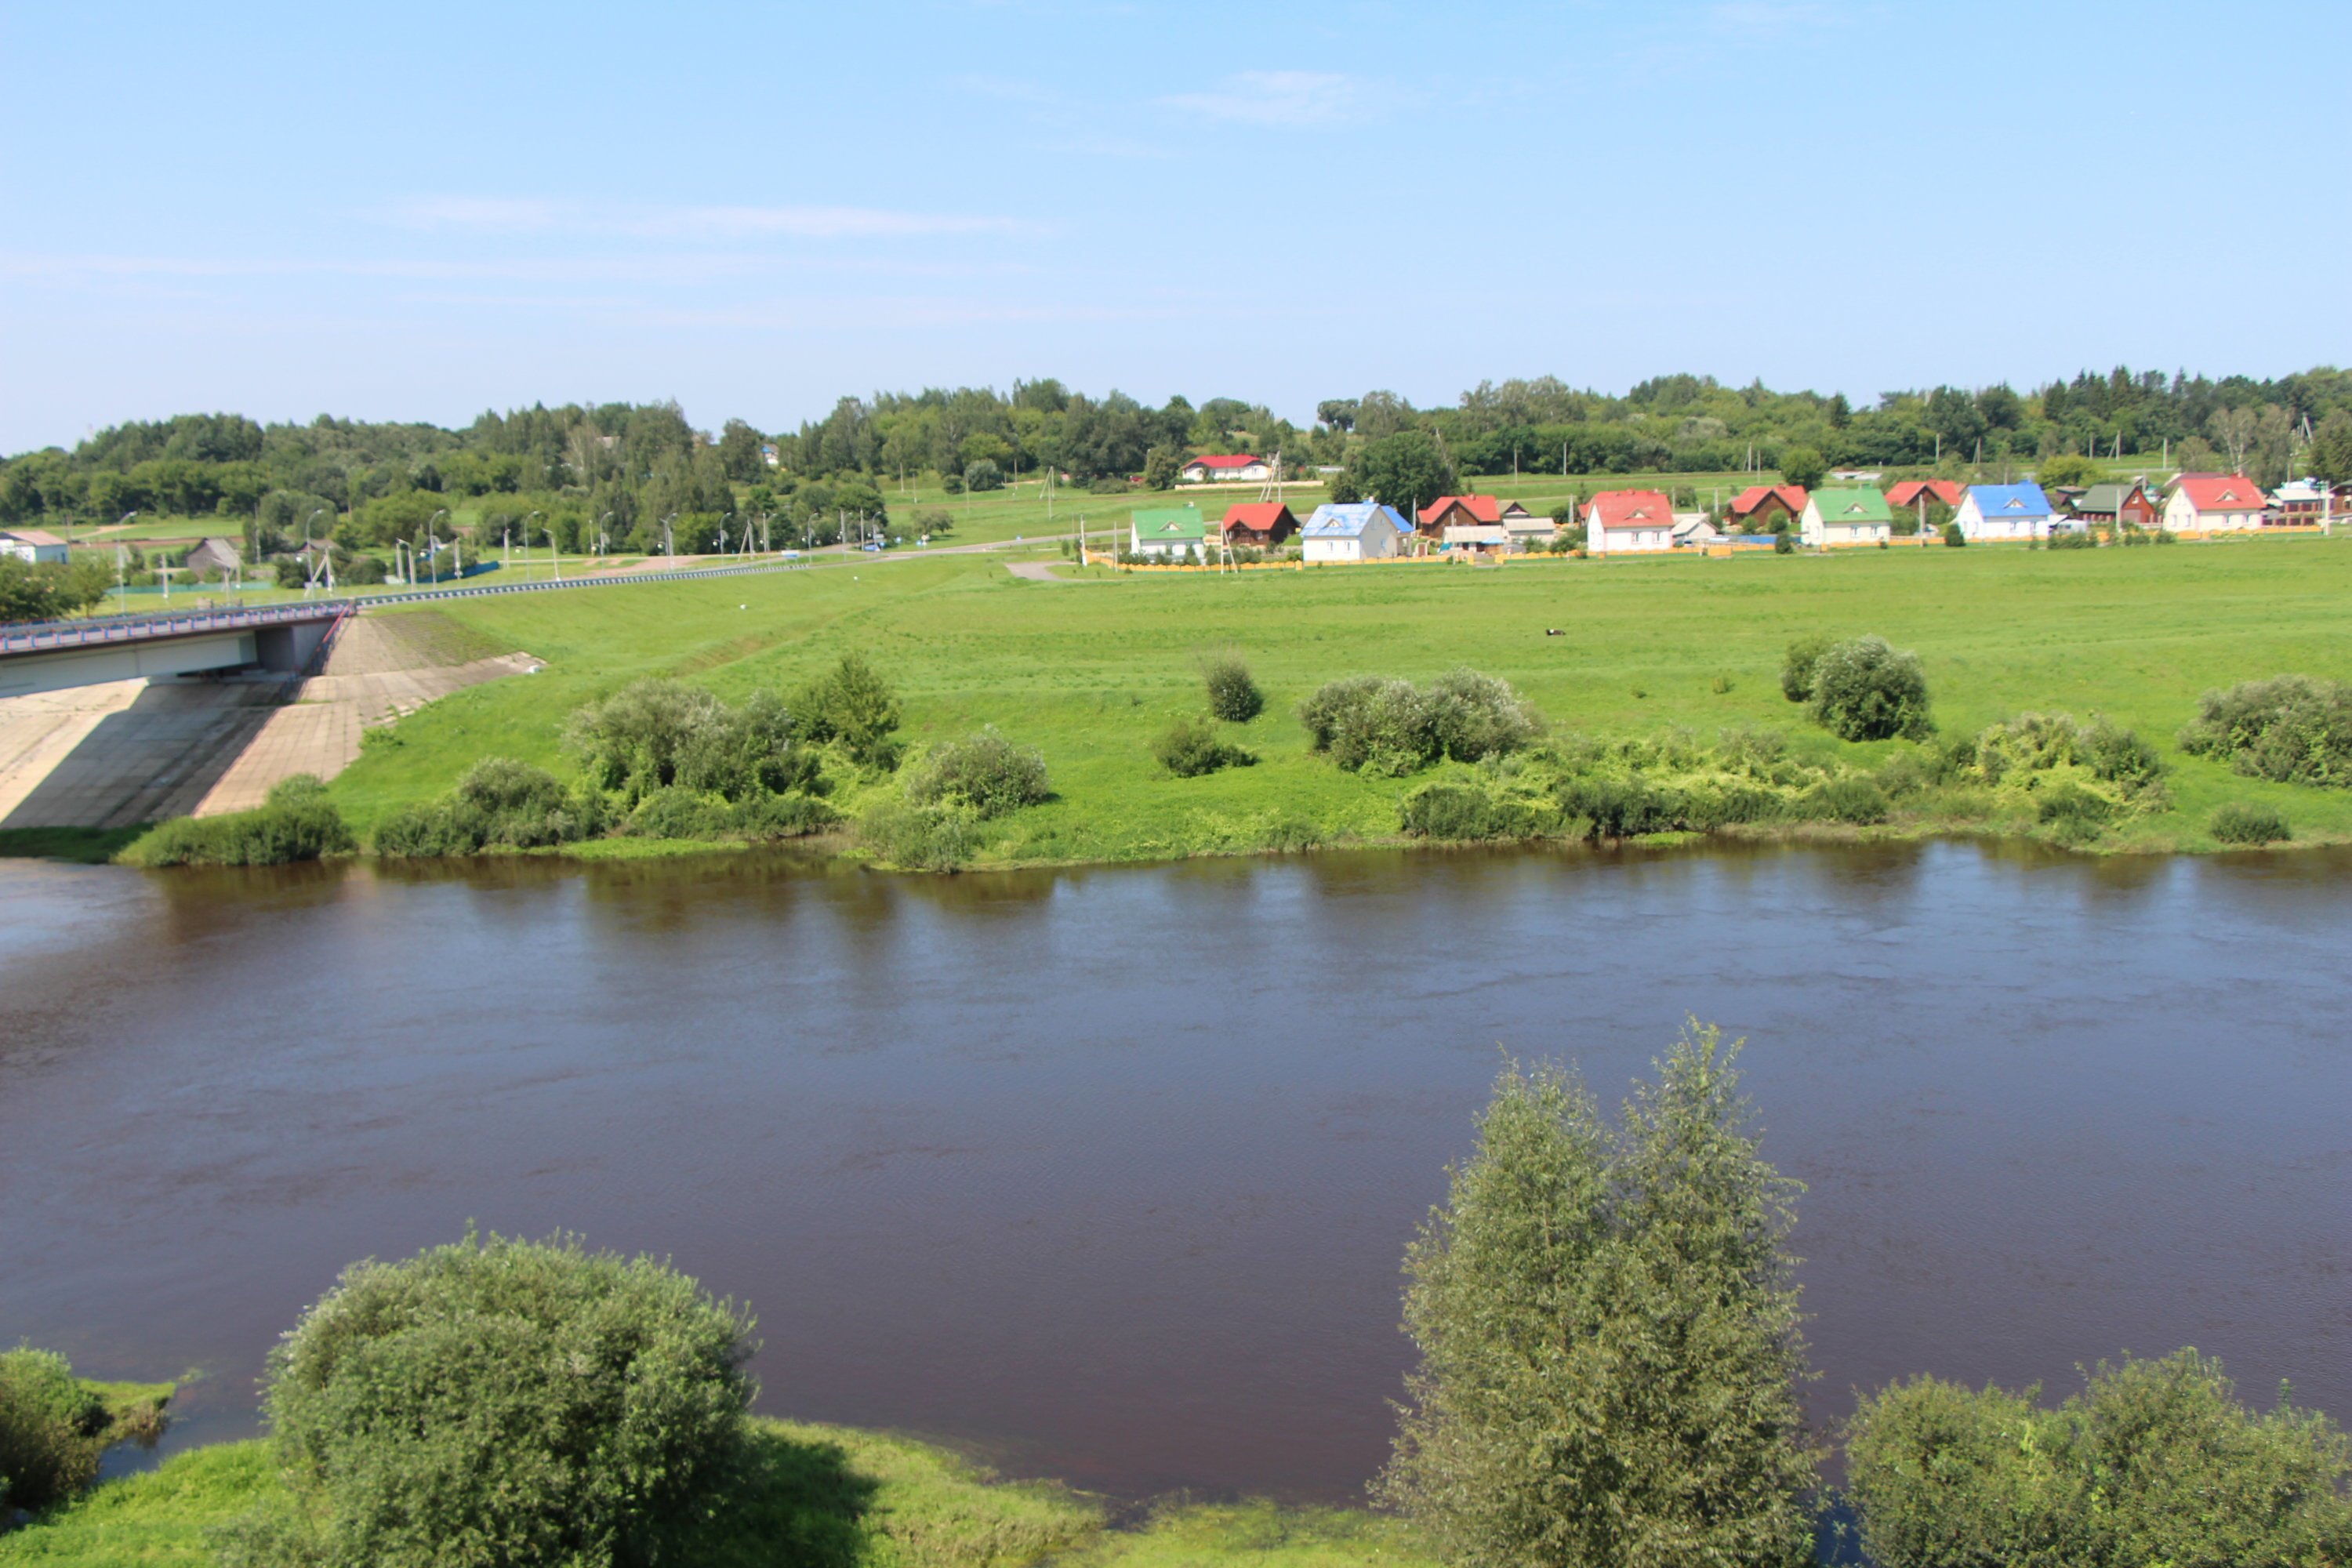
[3,0,2345,450]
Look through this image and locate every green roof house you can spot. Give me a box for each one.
[1799,488,1894,548]
[1130,505,1205,559]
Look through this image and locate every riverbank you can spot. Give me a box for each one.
[0,1421,1436,1568]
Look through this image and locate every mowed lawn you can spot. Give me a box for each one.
[327,536,2352,859]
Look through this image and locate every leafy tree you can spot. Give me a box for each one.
[216,1232,752,1568]
[1377,1025,1818,1568]
[1809,636,1935,741]
[1780,634,1834,703]
[911,505,953,538]
[964,458,1004,493]
[0,555,112,622]
[1143,443,1185,491]
[2307,408,2352,485]
[792,653,902,768]
[565,678,727,800]
[1200,651,1264,722]
[716,418,766,481]
[0,1347,110,1514]
[1847,1350,2352,1568]
[1778,445,1828,491]
[1342,430,1456,515]
[2036,452,2098,489]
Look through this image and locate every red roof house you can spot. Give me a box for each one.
[1419,493,1537,538]
[1178,453,1272,483]
[1584,489,1677,555]
[1886,480,1962,512]
[1727,484,1808,527]
[1215,502,1298,547]
[2163,474,2268,533]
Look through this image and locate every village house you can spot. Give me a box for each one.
[1672,514,1720,548]
[1726,484,1807,531]
[1584,489,1676,555]
[1178,454,1272,484]
[183,537,244,579]
[1130,505,1207,559]
[0,528,70,564]
[1300,502,1410,563]
[1441,524,1509,558]
[1501,510,1559,551]
[1886,479,1962,533]
[1214,502,1298,550]
[1953,483,2060,541]
[1800,488,1894,547]
[2067,481,2159,529]
[2269,479,2332,526]
[1419,493,1537,542]
[2164,474,2267,533]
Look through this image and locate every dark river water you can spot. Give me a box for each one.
[2,841,2347,1502]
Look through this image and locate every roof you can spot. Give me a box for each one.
[1809,488,1893,524]
[1,528,66,546]
[1729,484,1807,517]
[2175,474,2264,513]
[1441,524,1510,545]
[1131,506,1205,541]
[1218,502,1294,534]
[1426,494,1503,524]
[1302,502,1410,538]
[1501,511,1557,532]
[1964,483,2054,519]
[2273,480,2327,503]
[2071,482,2148,514]
[1584,489,1676,531]
[1886,480,1962,508]
[1181,453,1263,470]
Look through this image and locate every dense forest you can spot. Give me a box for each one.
[3,366,2347,561]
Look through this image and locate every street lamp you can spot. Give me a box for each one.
[523,510,544,581]
[597,511,615,556]
[661,513,677,557]
[427,508,449,584]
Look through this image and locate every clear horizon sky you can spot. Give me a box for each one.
[4,0,2345,452]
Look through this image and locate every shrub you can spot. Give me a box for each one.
[1152,716,1257,778]
[678,689,819,800]
[0,1347,108,1515]
[216,1232,753,1568]
[1806,776,1890,825]
[629,786,738,840]
[1298,670,1539,776]
[2036,782,2113,841]
[2177,674,2352,787]
[376,758,602,857]
[1399,782,1549,841]
[123,775,355,867]
[1808,636,1935,741]
[2211,801,2291,845]
[1847,1351,2352,1568]
[1940,520,1965,546]
[1200,652,1265,723]
[1780,635,1834,703]
[728,790,839,839]
[565,678,726,799]
[906,728,1050,817]
[855,800,975,871]
[792,654,902,768]
[1558,775,1680,838]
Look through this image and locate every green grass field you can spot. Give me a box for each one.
[0,1423,1435,1568]
[310,531,2352,862]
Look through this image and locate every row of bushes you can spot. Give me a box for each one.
[2180,673,2352,788]
[1299,669,1541,776]
[121,775,355,866]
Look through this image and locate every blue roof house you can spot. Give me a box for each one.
[1954,483,2060,542]
[1301,502,1412,563]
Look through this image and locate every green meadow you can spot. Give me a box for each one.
[322,532,2352,860]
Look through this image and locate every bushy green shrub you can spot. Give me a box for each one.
[0,1347,108,1515]
[2178,675,2352,787]
[216,1232,751,1568]
[1299,669,1538,776]
[791,654,902,768]
[1940,521,1965,546]
[1558,775,1682,838]
[1398,783,1548,841]
[2045,528,2097,550]
[1200,652,1265,723]
[1847,1351,2352,1568]
[855,800,975,871]
[619,787,836,843]
[1808,637,1935,742]
[1807,776,1890,825]
[1963,713,2168,811]
[376,757,604,857]
[123,775,355,867]
[1780,635,1833,703]
[1152,717,1257,778]
[2036,782,2113,845]
[564,678,727,799]
[677,689,818,800]
[2211,801,2291,845]
[906,728,1050,815]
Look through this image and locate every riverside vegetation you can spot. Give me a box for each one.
[61,540,2352,870]
[8,1026,2346,1567]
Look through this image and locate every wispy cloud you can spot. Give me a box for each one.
[1161,71,1363,127]
[372,197,1035,241]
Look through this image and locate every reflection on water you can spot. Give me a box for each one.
[2,840,2349,1501]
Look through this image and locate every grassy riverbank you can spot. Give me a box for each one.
[289,531,2352,866]
[0,1423,1436,1568]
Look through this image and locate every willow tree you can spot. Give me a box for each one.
[1377,1024,1818,1568]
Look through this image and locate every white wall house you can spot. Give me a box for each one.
[2164,475,2266,533]
[1130,506,1206,558]
[1179,454,1272,484]
[1799,488,1894,547]
[1300,502,1410,562]
[1584,490,1675,555]
[1954,483,2058,541]
[0,529,69,564]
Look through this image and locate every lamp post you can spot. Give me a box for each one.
[597,511,614,556]
[661,514,677,557]
[523,510,544,582]
[301,509,328,597]
[427,509,449,585]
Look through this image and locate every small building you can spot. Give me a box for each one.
[1501,510,1559,551]
[1300,502,1411,563]
[2068,481,2159,529]
[1441,524,1510,557]
[2164,474,2266,533]
[1800,488,1894,548]
[1214,502,1298,549]
[1584,489,1676,555]
[1130,505,1207,559]
[1178,454,1272,484]
[1953,483,2059,541]
[183,537,244,579]
[2270,479,2332,526]
[0,528,69,564]
[1672,514,1720,548]
[1419,493,1537,540]
[1886,479,1962,533]
[1727,484,1808,530]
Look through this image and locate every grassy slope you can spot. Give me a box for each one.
[325,534,2352,860]
[0,1424,1433,1568]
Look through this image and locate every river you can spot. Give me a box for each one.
[2,840,2347,1501]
